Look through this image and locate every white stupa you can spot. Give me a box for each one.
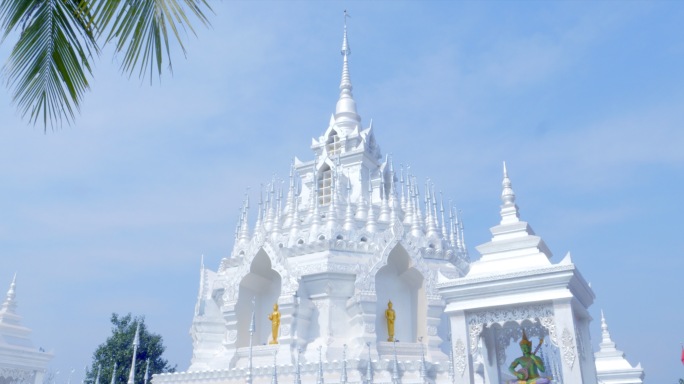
[593,311,644,384]
[153,17,642,384]
[0,275,53,384]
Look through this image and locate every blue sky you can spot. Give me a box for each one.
[1,1,682,383]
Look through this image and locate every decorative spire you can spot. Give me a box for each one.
[355,171,367,221]
[365,342,373,384]
[599,310,616,348]
[340,344,348,384]
[94,365,101,384]
[425,181,438,238]
[403,171,413,225]
[399,164,406,212]
[378,174,390,223]
[500,161,520,224]
[366,170,377,233]
[410,181,423,237]
[143,359,150,384]
[293,349,302,384]
[1,273,17,313]
[110,362,117,384]
[316,346,324,384]
[310,161,322,235]
[334,10,361,129]
[343,177,355,231]
[247,298,255,384]
[127,323,140,384]
[391,340,400,384]
[440,192,448,241]
[239,192,250,243]
[270,351,278,384]
[255,186,264,233]
[420,341,428,384]
[448,334,455,384]
[458,210,467,257]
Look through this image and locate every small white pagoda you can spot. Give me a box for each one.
[0,275,53,384]
[594,311,644,384]
[153,17,642,384]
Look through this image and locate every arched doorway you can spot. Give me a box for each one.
[375,244,424,343]
[235,249,282,347]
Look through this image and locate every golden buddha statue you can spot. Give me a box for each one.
[268,303,280,344]
[385,300,396,342]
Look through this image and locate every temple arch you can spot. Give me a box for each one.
[374,243,425,343]
[235,248,282,347]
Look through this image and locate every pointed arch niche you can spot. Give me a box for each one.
[374,244,425,343]
[235,249,282,348]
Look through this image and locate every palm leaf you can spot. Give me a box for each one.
[1,0,211,129]
[1,0,97,129]
[93,0,212,81]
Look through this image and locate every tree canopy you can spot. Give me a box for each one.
[0,0,212,130]
[85,313,175,384]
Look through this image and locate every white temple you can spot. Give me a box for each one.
[0,275,53,384]
[153,18,643,384]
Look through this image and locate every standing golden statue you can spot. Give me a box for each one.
[385,300,396,342]
[268,303,280,344]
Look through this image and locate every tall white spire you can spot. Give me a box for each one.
[334,10,361,130]
[143,359,150,384]
[500,161,520,225]
[1,273,17,313]
[110,362,117,384]
[127,323,140,384]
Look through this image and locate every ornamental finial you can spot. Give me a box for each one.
[335,10,360,129]
[502,161,515,205]
[500,161,520,224]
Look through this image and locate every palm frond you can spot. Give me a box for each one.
[1,0,98,129]
[94,0,212,81]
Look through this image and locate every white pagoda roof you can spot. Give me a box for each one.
[0,275,53,384]
[594,311,644,384]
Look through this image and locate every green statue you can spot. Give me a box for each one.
[507,330,550,384]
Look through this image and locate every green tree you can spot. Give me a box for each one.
[0,0,212,130]
[85,313,175,384]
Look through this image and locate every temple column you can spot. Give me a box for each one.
[574,306,599,384]
[220,302,240,367]
[425,295,448,361]
[274,294,297,364]
[346,291,379,359]
[552,298,593,383]
[480,326,499,384]
[447,310,472,384]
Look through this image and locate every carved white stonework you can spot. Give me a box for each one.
[0,367,36,382]
[453,339,466,376]
[468,323,484,354]
[427,326,438,336]
[436,264,574,289]
[538,316,558,346]
[466,304,554,327]
[561,328,576,368]
[227,330,238,343]
[574,324,585,361]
